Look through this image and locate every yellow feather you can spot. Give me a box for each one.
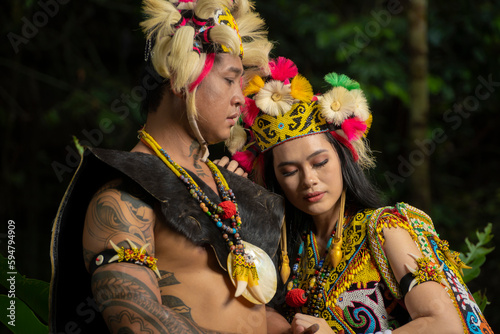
[243,75,265,96]
[364,113,373,137]
[290,74,313,102]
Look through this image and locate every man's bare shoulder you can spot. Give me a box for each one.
[82,178,156,271]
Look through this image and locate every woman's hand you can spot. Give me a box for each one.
[291,314,334,334]
[213,156,248,178]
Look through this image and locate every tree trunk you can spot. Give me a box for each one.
[408,0,431,211]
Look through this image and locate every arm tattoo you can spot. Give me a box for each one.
[83,247,95,268]
[86,184,154,246]
[92,266,226,334]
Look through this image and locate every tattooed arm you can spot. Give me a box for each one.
[83,180,225,334]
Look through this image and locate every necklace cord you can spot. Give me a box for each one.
[280,215,290,283]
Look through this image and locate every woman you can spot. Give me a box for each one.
[224,58,491,333]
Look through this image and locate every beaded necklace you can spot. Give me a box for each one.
[138,129,276,304]
[286,229,336,316]
[285,189,347,316]
[139,130,243,252]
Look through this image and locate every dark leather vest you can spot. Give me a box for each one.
[49,147,284,333]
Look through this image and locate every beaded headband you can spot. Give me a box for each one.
[227,57,375,172]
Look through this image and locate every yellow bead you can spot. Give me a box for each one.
[309,278,316,288]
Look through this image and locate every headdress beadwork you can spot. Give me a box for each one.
[226,57,375,173]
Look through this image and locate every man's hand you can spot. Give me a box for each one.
[213,156,248,178]
[291,314,332,334]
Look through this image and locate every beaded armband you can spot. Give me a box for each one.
[399,253,449,298]
[89,239,161,278]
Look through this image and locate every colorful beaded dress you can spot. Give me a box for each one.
[282,204,492,333]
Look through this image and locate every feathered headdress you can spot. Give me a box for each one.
[140,0,273,160]
[226,57,375,175]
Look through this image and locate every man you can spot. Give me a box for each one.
[49,0,285,332]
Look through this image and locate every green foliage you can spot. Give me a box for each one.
[459,223,494,312]
[0,296,47,334]
[460,223,495,283]
[472,290,490,314]
[0,254,49,333]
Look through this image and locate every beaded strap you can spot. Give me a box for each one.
[89,239,160,278]
[400,253,450,297]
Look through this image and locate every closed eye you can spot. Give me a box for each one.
[313,159,328,168]
[281,169,298,177]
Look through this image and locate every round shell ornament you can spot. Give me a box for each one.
[227,241,277,304]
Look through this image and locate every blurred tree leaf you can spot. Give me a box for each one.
[0,254,49,325]
[0,296,48,334]
[460,223,494,283]
[472,290,490,313]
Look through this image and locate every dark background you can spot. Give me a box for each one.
[2,0,499,331]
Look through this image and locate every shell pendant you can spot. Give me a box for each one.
[227,241,277,304]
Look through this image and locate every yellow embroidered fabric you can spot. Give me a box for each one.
[367,203,492,333]
[215,6,243,55]
[251,101,329,152]
[284,204,492,333]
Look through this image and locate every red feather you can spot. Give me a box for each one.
[269,57,298,81]
[242,98,259,126]
[341,117,367,141]
[331,131,359,162]
[232,150,256,173]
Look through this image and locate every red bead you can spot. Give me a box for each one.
[285,289,307,308]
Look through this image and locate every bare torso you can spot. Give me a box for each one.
[83,176,269,333]
[154,218,267,333]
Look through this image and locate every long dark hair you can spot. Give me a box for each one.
[263,131,384,270]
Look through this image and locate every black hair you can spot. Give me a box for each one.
[139,62,169,120]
